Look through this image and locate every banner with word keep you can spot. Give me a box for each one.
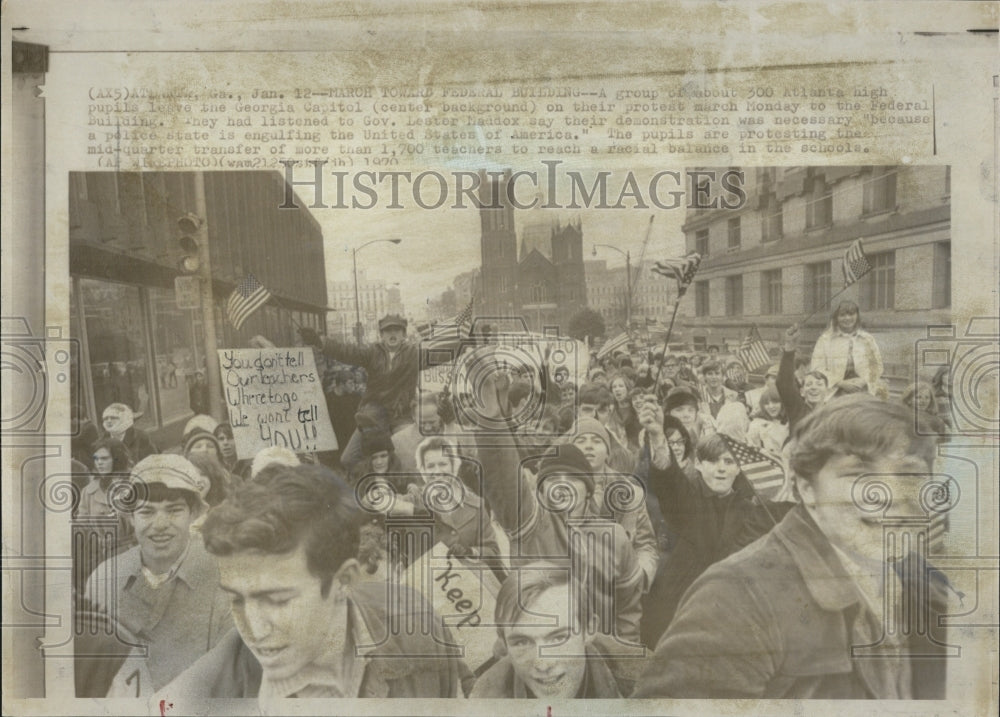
[218,348,337,459]
[401,543,502,672]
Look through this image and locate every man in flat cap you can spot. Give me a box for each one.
[84,454,233,694]
[299,313,459,473]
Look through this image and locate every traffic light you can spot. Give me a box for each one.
[177,213,203,274]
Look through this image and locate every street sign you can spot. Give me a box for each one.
[174,276,200,309]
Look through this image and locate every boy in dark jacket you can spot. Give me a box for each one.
[638,400,785,644]
[634,395,955,699]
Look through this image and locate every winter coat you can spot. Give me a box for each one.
[810,328,884,394]
[320,338,459,427]
[158,580,471,699]
[633,505,952,699]
[114,426,158,464]
[640,442,789,645]
[475,432,646,644]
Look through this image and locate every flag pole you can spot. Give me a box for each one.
[651,290,684,386]
[265,292,304,331]
[801,238,870,326]
[800,282,854,326]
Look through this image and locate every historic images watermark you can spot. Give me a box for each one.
[278,162,747,211]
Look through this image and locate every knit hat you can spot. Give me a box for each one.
[183,414,219,436]
[250,446,301,480]
[182,429,222,460]
[131,454,210,499]
[572,417,611,451]
[535,444,595,494]
[664,386,700,413]
[362,431,394,457]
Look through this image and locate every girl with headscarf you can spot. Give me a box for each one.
[101,403,158,462]
[385,436,504,581]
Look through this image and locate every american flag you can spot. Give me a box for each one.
[418,296,475,341]
[719,434,787,501]
[597,331,630,360]
[842,238,873,287]
[226,273,272,331]
[652,252,702,295]
[736,325,771,373]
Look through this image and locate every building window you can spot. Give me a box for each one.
[932,242,951,309]
[530,283,548,303]
[805,174,833,230]
[148,286,211,427]
[944,166,951,197]
[725,275,743,316]
[727,217,741,249]
[761,269,782,314]
[806,261,832,313]
[761,193,783,242]
[695,280,710,317]
[695,228,709,256]
[499,274,509,293]
[75,277,157,431]
[863,167,897,215]
[860,251,895,311]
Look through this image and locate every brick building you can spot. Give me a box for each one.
[680,165,951,390]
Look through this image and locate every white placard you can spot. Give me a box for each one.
[218,347,338,459]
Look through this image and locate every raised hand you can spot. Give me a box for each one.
[477,368,511,422]
[783,324,800,353]
[637,395,664,439]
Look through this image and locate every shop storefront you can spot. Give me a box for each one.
[69,171,328,448]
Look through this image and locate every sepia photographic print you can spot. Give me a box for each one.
[3,2,998,716]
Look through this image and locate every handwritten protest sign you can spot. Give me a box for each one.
[218,348,337,459]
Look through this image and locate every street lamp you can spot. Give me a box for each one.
[353,238,402,343]
[592,243,631,329]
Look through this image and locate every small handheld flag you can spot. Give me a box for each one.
[719,433,787,501]
[454,296,475,336]
[420,295,476,342]
[227,273,272,331]
[736,325,771,373]
[842,238,872,287]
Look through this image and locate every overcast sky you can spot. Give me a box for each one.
[319,165,690,320]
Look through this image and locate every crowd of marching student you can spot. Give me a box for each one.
[70,300,958,702]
